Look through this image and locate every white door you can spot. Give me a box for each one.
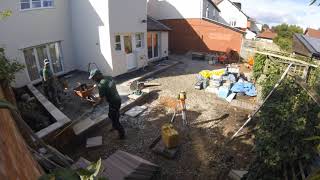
[124,35,137,70]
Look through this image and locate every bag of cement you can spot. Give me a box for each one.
[202,79,209,89]
[195,81,204,90]
[210,79,221,87]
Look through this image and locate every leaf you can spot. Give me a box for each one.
[0,99,17,111]
[304,136,320,141]
[77,168,95,177]
[86,158,102,177]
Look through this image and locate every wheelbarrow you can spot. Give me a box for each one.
[73,83,98,103]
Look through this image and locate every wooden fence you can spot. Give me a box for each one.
[0,85,42,180]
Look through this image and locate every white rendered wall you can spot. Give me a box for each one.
[147,0,202,20]
[0,0,75,87]
[217,0,248,28]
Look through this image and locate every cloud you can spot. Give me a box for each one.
[237,0,319,29]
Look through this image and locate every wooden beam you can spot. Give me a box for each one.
[247,49,318,68]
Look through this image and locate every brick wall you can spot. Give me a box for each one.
[0,85,42,180]
[160,18,244,54]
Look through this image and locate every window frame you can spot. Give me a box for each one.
[135,33,144,48]
[114,35,122,51]
[20,0,54,11]
[22,41,64,82]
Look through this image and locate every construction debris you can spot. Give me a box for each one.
[228,169,248,180]
[86,136,103,148]
[124,105,147,117]
[101,150,160,179]
[195,64,257,103]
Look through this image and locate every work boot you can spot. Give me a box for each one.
[119,132,126,140]
[118,129,126,140]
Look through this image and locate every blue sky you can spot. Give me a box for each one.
[237,0,319,29]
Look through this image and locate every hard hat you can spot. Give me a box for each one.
[44,59,50,65]
[89,69,101,79]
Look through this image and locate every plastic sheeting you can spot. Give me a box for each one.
[231,81,257,97]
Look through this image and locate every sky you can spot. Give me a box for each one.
[237,0,320,29]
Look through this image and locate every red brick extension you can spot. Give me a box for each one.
[160,18,244,54]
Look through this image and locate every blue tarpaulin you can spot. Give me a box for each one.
[231,81,257,97]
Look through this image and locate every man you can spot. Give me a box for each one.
[89,69,125,139]
[41,59,56,104]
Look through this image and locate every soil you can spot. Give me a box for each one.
[63,56,255,180]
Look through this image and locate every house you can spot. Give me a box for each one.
[293,33,320,60]
[0,0,169,88]
[257,30,277,43]
[147,0,245,54]
[245,29,257,40]
[304,28,320,39]
[213,0,248,29]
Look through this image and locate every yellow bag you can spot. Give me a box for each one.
[199,69,226,79]
[199,70,212,79]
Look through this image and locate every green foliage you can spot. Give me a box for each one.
[272,24,303,52]
[0,9,12,20]
[252,54,266,80]
[243,55,320,179]
[39,159,107,180]
[0,48,25,84]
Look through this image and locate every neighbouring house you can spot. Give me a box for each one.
[304,28,320,39]
[213,0,248,29]
[147,0,245,54]
[293,33,320,60]
[257,30,277,43]
[245,29,257,40]
[0,0,169,88]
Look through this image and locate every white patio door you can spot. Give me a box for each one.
[23,42,64,82]
[124,35,137,70]
[148,32,160,60]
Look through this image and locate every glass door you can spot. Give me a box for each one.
[147,32,160,59]
[23,42,64,82]
[36,45,49,69]
[23,48,40,81]
[48,42,63,73]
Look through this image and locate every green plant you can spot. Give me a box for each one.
[272,24,303,52]
[243,55,320,179]
[0,48,25,84]
[39,159,108,180]
[252,54,266,80]
[0,9,11,20]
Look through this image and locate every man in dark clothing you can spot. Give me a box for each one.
[89,69,125,139]
[41,59,56,104]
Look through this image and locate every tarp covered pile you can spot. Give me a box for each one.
[195,66,256,102]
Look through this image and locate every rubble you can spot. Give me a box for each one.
[86,136,103,148]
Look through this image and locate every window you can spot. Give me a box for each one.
[23,42,64,81]
[20,0,54,10]
[230,21,237,27]
[206,4,209,18]
[115,35,121,51]
[135,33,144,48]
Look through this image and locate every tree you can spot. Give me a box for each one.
[310,0,320,5]
[272,23,303,52]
